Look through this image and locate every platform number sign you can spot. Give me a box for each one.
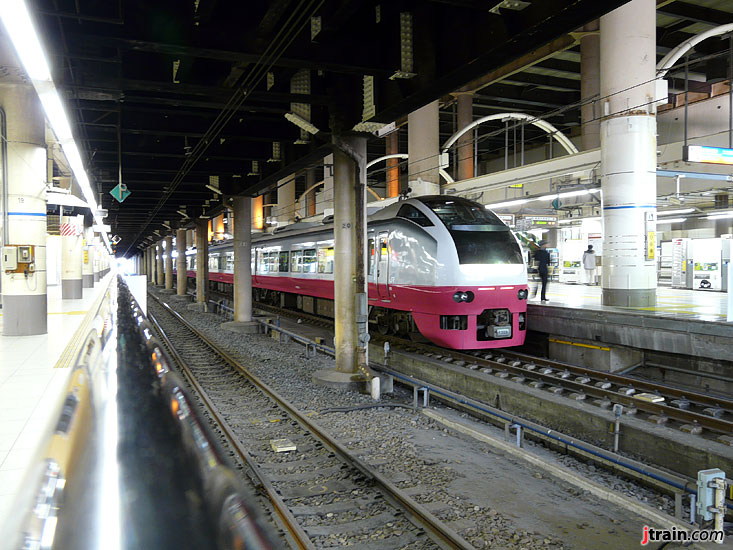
[110,183,131,203]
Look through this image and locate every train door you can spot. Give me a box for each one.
[377,232,390,300]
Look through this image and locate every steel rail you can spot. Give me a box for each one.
[149,293,475,550]
[147,297,315,550]
[374,335,733,436]
[252,299,732,425]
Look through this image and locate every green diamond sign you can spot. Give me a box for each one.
[110,183,131,203]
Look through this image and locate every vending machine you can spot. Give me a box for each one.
[691,238,730,291]
[671,238,693,289]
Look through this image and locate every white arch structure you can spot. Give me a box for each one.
[441,112,579,165]
[656,23,733,78]
[365,153,455,190]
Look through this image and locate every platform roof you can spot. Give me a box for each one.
[25,0,732,253]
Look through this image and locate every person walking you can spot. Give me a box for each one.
[582,244,596,285]
[533,240,551,302]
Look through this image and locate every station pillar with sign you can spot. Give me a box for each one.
[599,0,658,307]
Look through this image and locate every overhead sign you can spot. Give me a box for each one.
[93,224,111,233]
[683,145,733,165]
[110,183,131,203]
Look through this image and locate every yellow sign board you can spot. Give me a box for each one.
[646,231,656,260]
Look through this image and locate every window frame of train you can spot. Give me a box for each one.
[291,250,303,273]
[317,247,334,274]
[397,203,433,227]
[225,251,234,272]
[279,251,289,272]
[368,238,375,276]
[302,248,317,273]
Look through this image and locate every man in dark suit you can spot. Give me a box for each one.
[534,240,551,302]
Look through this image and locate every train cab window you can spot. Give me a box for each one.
[419,196,503,228]
[396,204,433,227]
[279,251,289,272]
[318,247,334,274]
[291,250,303,273]
[368,239,375,276]
[303,249,317,273]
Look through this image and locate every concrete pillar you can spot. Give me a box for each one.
[581,20,601,150]
[82,226,94,288]
[156,241,164,286]
[600,0,657,306]
[386,131,400,198]
[222,197,259,333]
[188,220,209,310]
[277,175,296,225]
[408,100,441,196]
[164,235,174,291]
[305,169,317,217]
[176,229,187,296]
[456,93,475,180]
[313,137,368,390]
[61,214,83,299]
[317,154,335,214]
[0,84,47,335]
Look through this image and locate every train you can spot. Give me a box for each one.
[185,195,529,350]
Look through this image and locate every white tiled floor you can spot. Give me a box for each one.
[0,274,112,524]
[529,281,729,322]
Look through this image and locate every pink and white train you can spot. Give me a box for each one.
[186,196,529,350]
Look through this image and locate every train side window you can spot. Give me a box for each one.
[291,250,303,273]
[258,250,267,273]
[317,247,334,274]
[396,204,433,227]
[279,251,289,272]
[303,249,317,273]
[368,239,375,276]
[225,251,234,272]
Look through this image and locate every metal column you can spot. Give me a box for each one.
[194,220,209,307]
[164,235,173,290]
[156,241,164,286]
[176,229,187,295]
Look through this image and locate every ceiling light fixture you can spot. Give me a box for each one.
[657,217,687,224]
[658,208,694,216]
[485,199,530,210]
[0,0,111,252]
[707,212,733,220]
[284,113,320,135]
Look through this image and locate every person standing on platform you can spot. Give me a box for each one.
[533,240,551,302]
[582,244,596,285]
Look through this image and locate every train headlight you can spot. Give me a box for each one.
[517,288,528,300]
[452,291,475,303]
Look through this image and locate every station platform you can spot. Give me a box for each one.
[0,273,114,522]
[526,283,731,379]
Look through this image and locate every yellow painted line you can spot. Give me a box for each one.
[54,280,113,369]
[549,337,610,352]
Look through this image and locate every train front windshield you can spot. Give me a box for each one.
[419,197,523,265]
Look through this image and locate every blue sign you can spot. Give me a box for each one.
[110,183,131,203]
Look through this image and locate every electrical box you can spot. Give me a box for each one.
[2,245,35,274]
[696,468,725,522]
[2,246,18,271]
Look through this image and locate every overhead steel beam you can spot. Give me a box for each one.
[657,3,733,26]
[457,34,579,94]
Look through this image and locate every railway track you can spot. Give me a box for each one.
[147,292,474,550]
[248,300,733,440]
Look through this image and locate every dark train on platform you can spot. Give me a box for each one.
[185,196,529,350]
